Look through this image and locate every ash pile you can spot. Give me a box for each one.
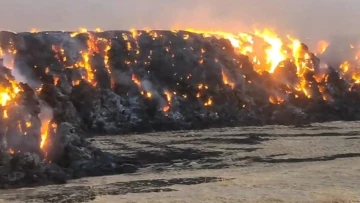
[0,29,359,188]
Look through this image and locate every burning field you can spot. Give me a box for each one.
[0,27,360,188]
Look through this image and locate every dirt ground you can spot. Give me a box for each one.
[1,121,360,203]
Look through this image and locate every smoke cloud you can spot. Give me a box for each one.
[0,0,359,45]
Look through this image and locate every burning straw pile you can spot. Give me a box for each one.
[0,28,359,188]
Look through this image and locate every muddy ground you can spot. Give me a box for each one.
[1,121,360,203]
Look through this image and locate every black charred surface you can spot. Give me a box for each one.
[0,30,359,188]
[3,30,359,134]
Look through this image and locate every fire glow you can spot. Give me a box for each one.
[2,26,360,158]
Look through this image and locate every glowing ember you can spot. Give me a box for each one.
[163,106,170,112]
[72,80,81,86]
[204,98,213,106]
[8,148,15,154]
[146,92,152,98]
[269,96,284,104]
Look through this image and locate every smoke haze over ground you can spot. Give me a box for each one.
[1,0,359,41]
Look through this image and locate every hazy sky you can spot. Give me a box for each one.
[0,0,359,41]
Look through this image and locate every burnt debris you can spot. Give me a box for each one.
[0,30,359,188]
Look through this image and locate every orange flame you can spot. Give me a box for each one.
[269,96,284,104]
[222,71,235,89]
[132,74,141,88]
[40,120,51,149]
[316,40,329,55]
[163,91,172,112]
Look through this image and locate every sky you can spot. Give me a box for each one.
[0,0,359,41]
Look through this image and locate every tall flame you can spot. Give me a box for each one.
[40,120,51,149]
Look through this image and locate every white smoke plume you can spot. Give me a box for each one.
[0,0,358,43]
[142,79,168,107]
[38,100,54,126]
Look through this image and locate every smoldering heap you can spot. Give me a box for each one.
[0,74,137,189]
[0,28,360,188]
